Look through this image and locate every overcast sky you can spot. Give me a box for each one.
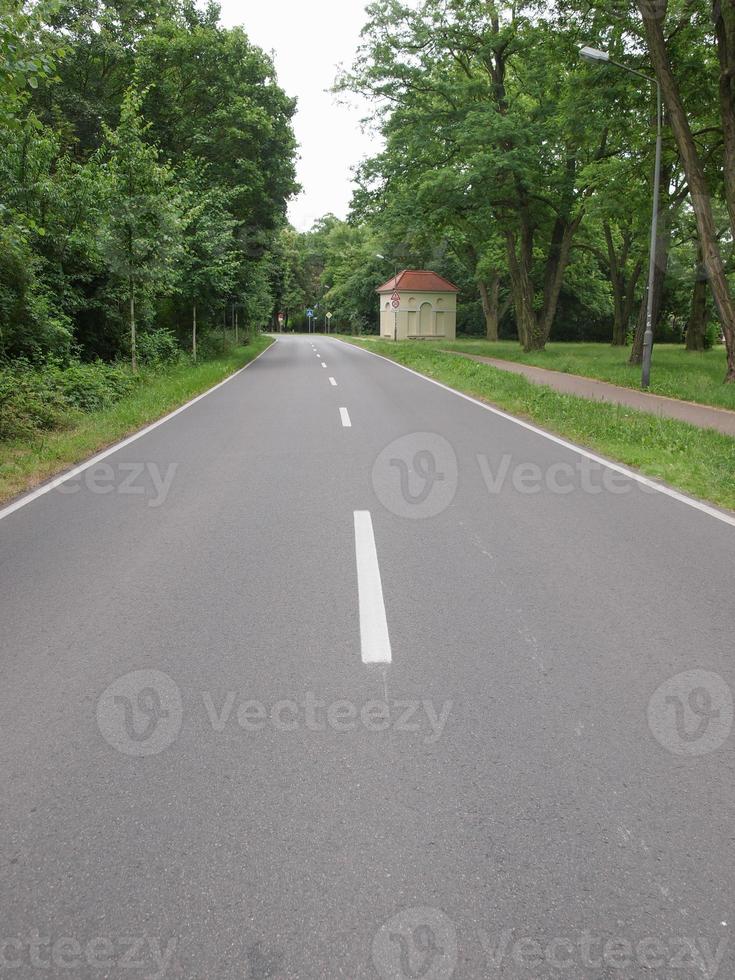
[218,0,382,232]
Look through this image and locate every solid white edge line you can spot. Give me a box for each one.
[353,510,392,664]
[0,339,277,523]
[336,339,735,530]
[329,377,337,386]
[339,407,352,427]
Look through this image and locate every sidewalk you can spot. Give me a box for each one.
[446,351,735,437]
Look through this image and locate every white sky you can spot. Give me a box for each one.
[218,0,383,231]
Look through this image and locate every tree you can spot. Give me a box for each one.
[97,86,182,370]
[340,0,618,350]
[177,170,239,359]
[637,0,735,381]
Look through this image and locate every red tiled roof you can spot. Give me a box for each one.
[376,270,459,293]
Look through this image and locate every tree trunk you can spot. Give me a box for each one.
[130,286,137,373]
[714,0,735,236]
[538,215,579,346]
[192,303,197,362]
[685,255,708,351]
[478,276,500,341]
[638,1,735,381]
[506,229,536,350]
[235,310,239,345]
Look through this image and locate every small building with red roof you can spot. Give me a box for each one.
[376,270,459,340]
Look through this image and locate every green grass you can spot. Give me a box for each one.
[435,339,735,411]
[0,336,273,505]
[341,338,735,512]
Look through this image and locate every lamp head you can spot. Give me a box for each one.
[579,45,610,64]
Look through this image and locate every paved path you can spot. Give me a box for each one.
[1,334,733,979]
[447,350,735,436]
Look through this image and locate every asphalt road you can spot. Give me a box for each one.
[1,334,733,980]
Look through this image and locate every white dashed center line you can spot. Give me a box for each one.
[339,407,351,427]
[329,377,337,386]
[321,362,327,368]
[353,511,392,664]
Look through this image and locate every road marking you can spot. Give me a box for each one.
[329,377,337,386]
[321,362,327,368]
[0,341,277,523]
[339,407,352,427]
[353,511,392,664]
[339,340,735,529]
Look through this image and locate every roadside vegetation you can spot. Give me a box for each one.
[343,339,735,512]
[440,342,735,412]
[276,0,735,390]
[0,335,272,504]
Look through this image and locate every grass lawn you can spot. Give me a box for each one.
[0,336,273,506]
[438,339,735,412]
[341,338,735,512]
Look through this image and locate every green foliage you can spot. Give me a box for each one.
[97,86,183,301]
[135,329,182,366]
[0,0,297,370]
[0,357,139,439]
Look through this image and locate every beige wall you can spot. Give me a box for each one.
[379,291,457,340]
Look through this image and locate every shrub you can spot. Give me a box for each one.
[0,367,67,440]
[0,359,140,440]
[136,330,182,367]
[45,361,139,411]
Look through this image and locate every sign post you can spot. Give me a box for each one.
[306,308,314,333]
[326,312,333,334]
[391,291,400,341]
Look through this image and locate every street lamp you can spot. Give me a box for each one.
[580,44,662,388]
[376,253,399,342]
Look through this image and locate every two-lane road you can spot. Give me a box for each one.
[1,334,733,979]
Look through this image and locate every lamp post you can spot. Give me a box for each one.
[377,253,399,341]
[579,45,662,389]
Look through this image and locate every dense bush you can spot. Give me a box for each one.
[135,330,183,367]
[0,367,67,440]
[0,359,140,441]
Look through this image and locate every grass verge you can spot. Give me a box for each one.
[439,339,735,411]
[341,338,735,512]
[0,336,273,505]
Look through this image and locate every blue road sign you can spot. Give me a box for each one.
[306,309,314,317]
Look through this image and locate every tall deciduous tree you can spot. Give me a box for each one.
[637,0,735,381]
[97,86,182,370]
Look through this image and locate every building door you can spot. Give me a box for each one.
[419,302,433,336]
